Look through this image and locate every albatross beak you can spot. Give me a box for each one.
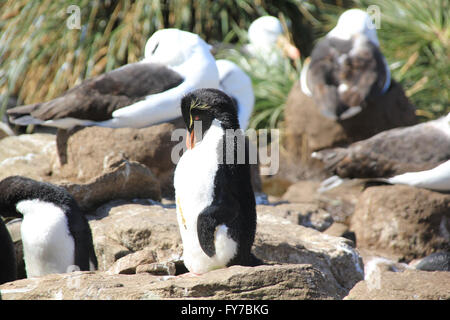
[186,130,195,150]
[277,35,300,60]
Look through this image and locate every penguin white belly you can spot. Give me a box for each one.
[174,122,237,274]
[17,200,75,277]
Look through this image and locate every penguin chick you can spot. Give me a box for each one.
[174,88,261,274]
[0,176,98,278]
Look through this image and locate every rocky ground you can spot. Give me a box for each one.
[0,121,449,300]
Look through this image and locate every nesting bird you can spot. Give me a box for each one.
[0,176,97,277]
[215,59,254,130]
[300,9,391,120]
[174,88,260,274]
[8,29,219,129]
[313,113,450,192]
[246,15,300,64]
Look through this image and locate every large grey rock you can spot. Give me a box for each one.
[345,269,450,300]
[88,202,183,271]
[0,264,340,300]
[350,185,450,261]
[55,119,184,198]
[62,160,161,211]
[0,133,57,181]
[255,211,364,297]
[87,201,363,298]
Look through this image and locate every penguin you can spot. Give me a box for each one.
[0,217,17,284]
[174,88,260,274]
[0,176,97,278]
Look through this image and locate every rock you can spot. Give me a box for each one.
[282,179,365,223]
[107,249,157,275]
[350,185,450,261]
[55,119,184,198]
[62,160,161,211]
[281,180,321,203]
[0,122,14,140]
[257,203,333,231]
[0,133,57,181]
[88,202,183,271]
[344,269,450,300]
[282,80,417,180]
[409,251,450,272]
[87,201,363,298]
[0,264,341,300]
[254,211,364,297]
[136,262,176,275]
[323,222,356,243]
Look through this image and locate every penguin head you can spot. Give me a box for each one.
[181,88,239,149]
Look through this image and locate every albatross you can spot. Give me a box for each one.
[300,9,391,120]
[215,59,254,130]
[8,29,219,129]
[314,113,450,192]
[245,15,300,64]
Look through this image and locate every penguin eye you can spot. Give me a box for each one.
[194,116,200,121]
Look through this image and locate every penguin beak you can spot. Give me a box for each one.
[277,35,300,60]
[186,130,195,150]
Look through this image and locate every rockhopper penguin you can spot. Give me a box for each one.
[174,88,261,274]
[0,217,17,284]
[0,176,98,278]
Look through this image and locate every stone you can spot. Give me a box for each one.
[257,203,333,231]
[107,248,157,275]
[282,80,417,180]
[0,133,57,181]
[0,122,14,140]
[409,251,450,271]
[344,269,450,300]
[254,211,364,297]
[136,262,176,276]
[87,201,363,298]
[62,160,161,211]
[0,264,341,300]
[88,202,182,271]
[55,119,184,198]
[282,178,365,223]
[323,222,356,243]
[350,185,450,261]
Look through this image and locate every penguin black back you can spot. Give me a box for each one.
[0,218,17,284]
[0,176,97,272]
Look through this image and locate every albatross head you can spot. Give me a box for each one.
[144,29,212,67]
[328,9,380,47]
[247,16,300,60]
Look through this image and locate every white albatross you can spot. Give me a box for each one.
[8,29,219,129]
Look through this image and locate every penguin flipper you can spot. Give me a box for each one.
[197,204,238,258]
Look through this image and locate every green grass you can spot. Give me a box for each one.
[0,0,447,129]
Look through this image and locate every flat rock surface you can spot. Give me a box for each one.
[0,264,339,300]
